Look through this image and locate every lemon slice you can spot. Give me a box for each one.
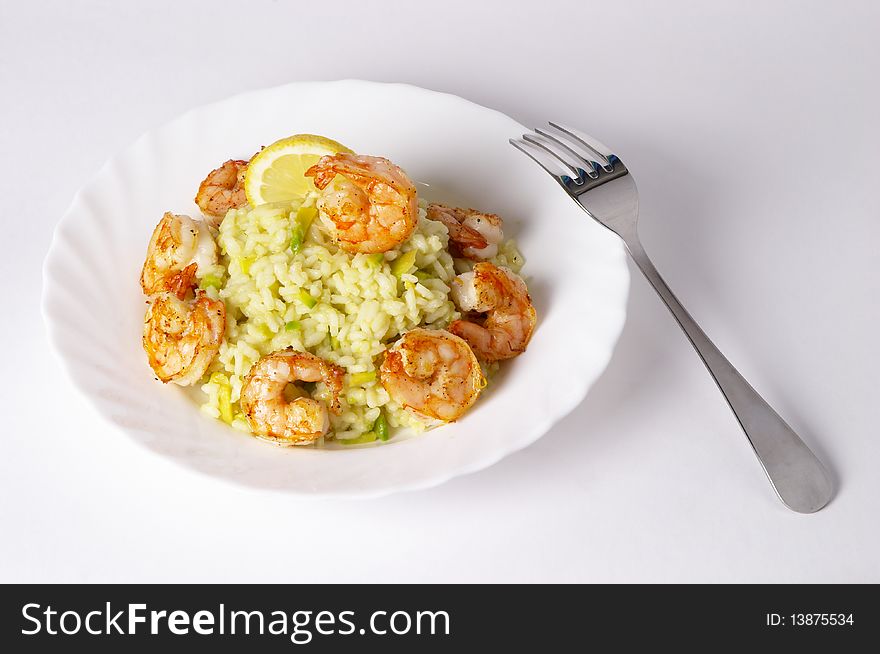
[244,134,353,206]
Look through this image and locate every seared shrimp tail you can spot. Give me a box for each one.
[141,212,218,298]
[380,328,483,423]
[449,262,536,361]
[195,159,249,224]
[427,203,503,260]
[143,291,226,385]
[305,153,419,254]
[240,349,345,445]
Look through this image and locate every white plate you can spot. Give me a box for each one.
[41,80,629,497]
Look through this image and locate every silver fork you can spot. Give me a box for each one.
[512,123,832,513]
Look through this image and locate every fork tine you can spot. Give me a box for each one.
[509,138,578,183]
[522,132,599,179]
[547,121,617,170]
[536,125,609,171]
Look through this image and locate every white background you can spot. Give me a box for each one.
[2,0,878,582]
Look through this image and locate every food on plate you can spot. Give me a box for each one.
[305,153,419,254]
[240,349,345,445]
[450,262,536,362]
[143,291,226,385]
[195,159,249,224]
[243,134,353,206]
[380,328,484,423]
[426,203,504,260]
[140,212,217,298]
[139,133,536,446]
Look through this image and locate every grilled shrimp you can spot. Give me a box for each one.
[240,349,345,445]
[426,203,504,260]
[195,159,248,224]
[305,153,418,254]
[143,291,225,385]
[140,212,217,299]
[449,262,536,362]
[380,328,484,423]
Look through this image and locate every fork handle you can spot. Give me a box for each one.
[622,235,833,513]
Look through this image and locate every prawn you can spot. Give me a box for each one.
[449,262,536,362]
[380,328,484,423]
[195,159,248,224]
[140,212,217,299]
[426,203,504,260]
[305,153,418,254]
[143,291,226,385]
[239,349,345,445]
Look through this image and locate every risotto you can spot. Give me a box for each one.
[200,198,493,442]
